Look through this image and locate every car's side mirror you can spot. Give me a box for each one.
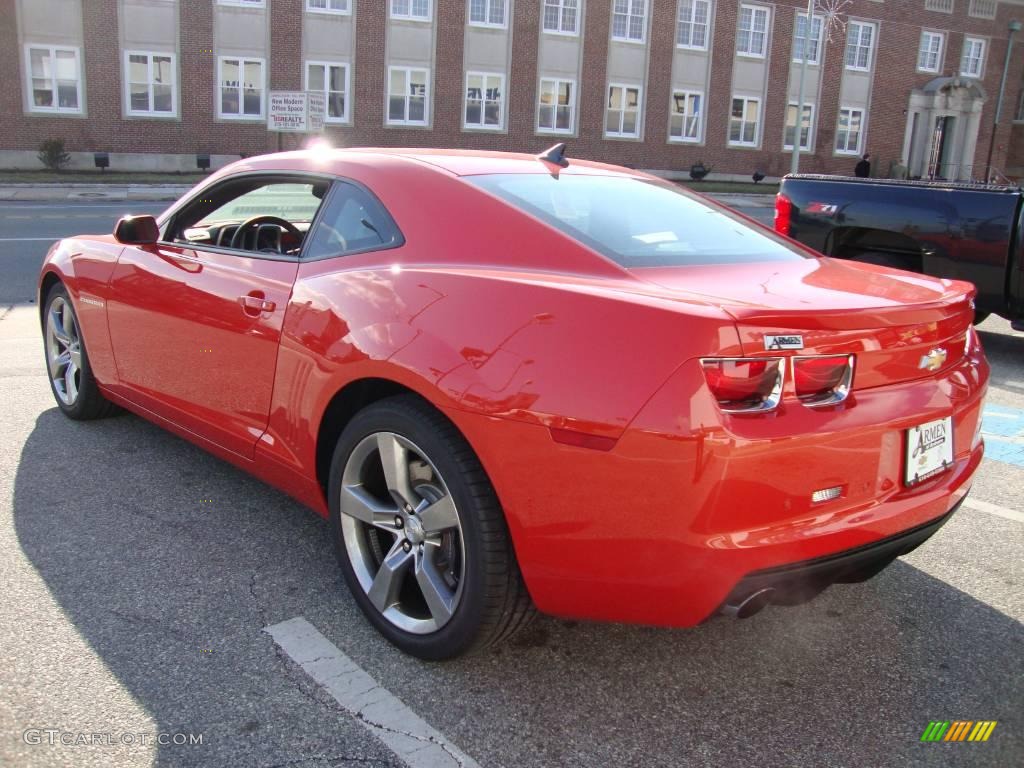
[114,215,160,245]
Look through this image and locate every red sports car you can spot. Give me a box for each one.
[38,147,988,659]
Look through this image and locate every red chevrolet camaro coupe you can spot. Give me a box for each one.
[39,147,988,659]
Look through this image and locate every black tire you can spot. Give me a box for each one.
[853,251,916,272]
[972,311,991,326]
[42,283,119,420]
[328,395,534,659]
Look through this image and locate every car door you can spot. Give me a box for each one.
[106,173,329,458]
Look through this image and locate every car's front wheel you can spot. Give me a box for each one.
[328,395,533,659]
[43,283,119,420]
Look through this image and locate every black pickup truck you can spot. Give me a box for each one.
[775,175,1024,325]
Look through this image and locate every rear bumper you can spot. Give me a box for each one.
[716,497,961,617]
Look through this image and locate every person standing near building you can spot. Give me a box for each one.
[855,154,871,178]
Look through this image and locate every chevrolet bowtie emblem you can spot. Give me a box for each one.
[919,347,947,372]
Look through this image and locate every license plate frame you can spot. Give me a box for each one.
[904,416,954,486]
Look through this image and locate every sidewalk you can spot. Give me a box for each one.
[0,182,777,206]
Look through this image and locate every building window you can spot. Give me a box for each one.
[605,84,642,137]
[391,0,431,20]
[25,45,82,114]
[677,1,710,50]
[960,37,985,78]
[469,0,507,27]
[923,0,953,12]
[728,96,760,146]
[917,31,944,73]
[669,90,702,143]
[784,103,814,150]
[538,77,575,133]
[844,21,875,71]
[306,0,350,13]
[306,61,350,122]
[793,13,823,64]
[387,66,429,125]
[218,57,264,118]
[217,0,265,6]
[543,0,579,35]
[124,51,176,117]
[612,0,647,43]
[736,5,770,58]
[835,107,864,154]
[464,71,504,130]
[968,0,997,19]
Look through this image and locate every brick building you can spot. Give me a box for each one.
[2,0,1023,181]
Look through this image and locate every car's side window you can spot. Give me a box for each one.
[165,175,330,257]
[303,181,404,260]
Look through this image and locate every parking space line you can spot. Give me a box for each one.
[963,497,1024,523]
[265,617,481,768]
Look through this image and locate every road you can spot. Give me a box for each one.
[0,201,1020,768]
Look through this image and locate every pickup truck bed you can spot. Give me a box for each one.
[776,174,1024,323]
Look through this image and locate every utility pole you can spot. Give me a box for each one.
[790,0,815,175]
[985,19,1021,182]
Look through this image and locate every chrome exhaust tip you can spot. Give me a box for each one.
[720,588,775,619]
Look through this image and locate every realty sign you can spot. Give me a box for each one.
[268,91,326,133]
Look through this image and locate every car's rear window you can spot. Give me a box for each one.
[469,174,809,268]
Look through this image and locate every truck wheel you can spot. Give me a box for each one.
[854,251,916,273]
[972,312,990,326]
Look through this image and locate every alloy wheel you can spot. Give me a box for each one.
[46,296,82,406]
[339,432,465,634]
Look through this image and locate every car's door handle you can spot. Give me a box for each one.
[239,293,276,315]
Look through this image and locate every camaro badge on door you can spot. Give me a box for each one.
[919,347,948,372]
[764,334,804,350]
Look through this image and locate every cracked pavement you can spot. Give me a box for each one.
[0,201,1021,768]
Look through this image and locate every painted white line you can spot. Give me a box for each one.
[265,617,480,768]
[0,237,60,242]
[962,497,1024,523]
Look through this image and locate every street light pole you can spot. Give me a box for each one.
[790,0,815,175]
[984,19,1021,182]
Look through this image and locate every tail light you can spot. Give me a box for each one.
[700,358,783,413]
[793,355,854,406]
[774,193,792,236]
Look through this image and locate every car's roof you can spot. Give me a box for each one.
[227,146,649,180]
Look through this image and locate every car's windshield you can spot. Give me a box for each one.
[469,174,809,268]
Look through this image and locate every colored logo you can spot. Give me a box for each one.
[920,721,997,742]
[918,347,948,372]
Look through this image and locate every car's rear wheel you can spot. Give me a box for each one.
[43,283,119,420]
[328,395,533,659]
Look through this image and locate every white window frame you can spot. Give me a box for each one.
[736,4,770,58]
[390,0,432,21]
[960,37,986,78]
[217,56,265,120]
[917,31,944,74]
[605,83,642,138]
[845,20,875,72]
[676,0,711,51]
[25,44,83,115]
[463,70,505,130]
[386,65,430,126]
[835,106,865,155]
[542,0,579,36]
[305,60,351,123]
[611,0,647,44]
[305,0,351,14]
[792,12,823,64]
[468,0,508,28]
[728,95,761,147]
[537,76,576,134]
[668,89,703,143]
[123,50,177,118]
[217,0,265,6]
[783,102,814,151]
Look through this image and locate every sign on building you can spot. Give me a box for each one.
[268,91,326,133]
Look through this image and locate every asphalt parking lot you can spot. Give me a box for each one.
[0,200,1021,768]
